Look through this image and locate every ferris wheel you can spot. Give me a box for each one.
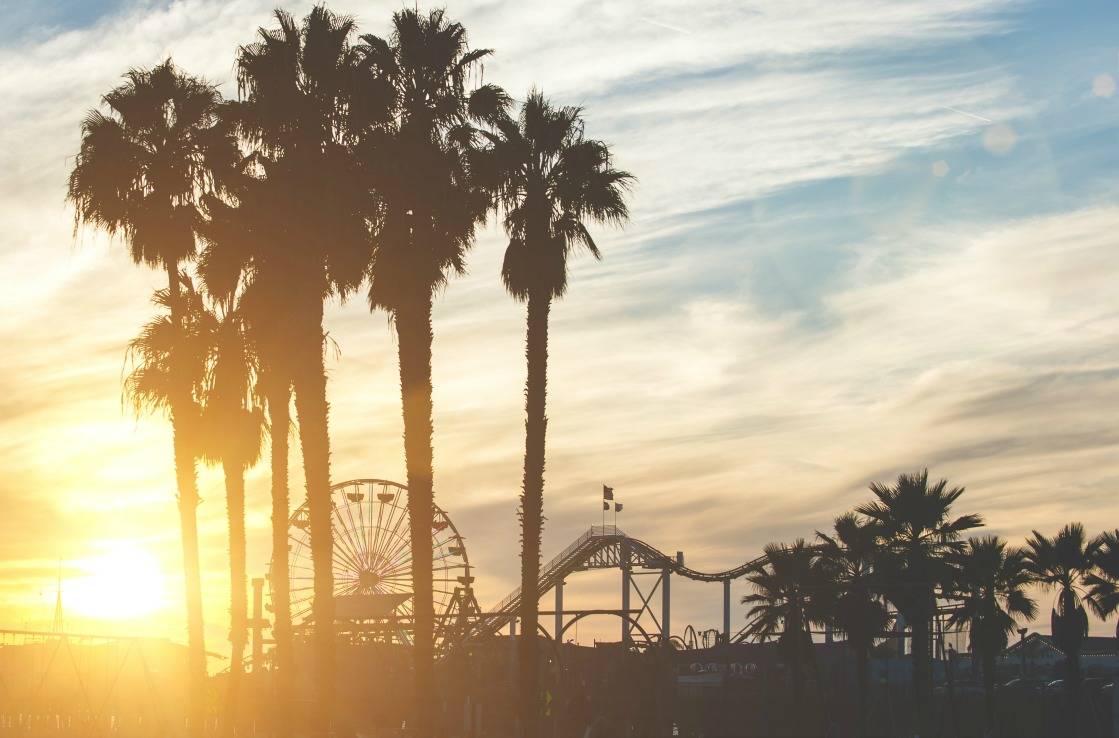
[281,478,471,644]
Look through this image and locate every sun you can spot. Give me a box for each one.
[65,544,168,621]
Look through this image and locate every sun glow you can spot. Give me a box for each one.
[65,544,168,622]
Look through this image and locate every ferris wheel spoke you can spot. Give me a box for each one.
[337,497,369,568]
[331,534,366,575]
[374,493,404,555]
[369,494,390,570]
[364,487,377,568]
[380,550,413,577]
[374,501,411,565]
[353,490,370,565]
[341,498,369,566]
[332,504,367,571]
[380,561,413,581]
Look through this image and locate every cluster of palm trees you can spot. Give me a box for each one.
[742,469,1119,737]
[67,5,630,738]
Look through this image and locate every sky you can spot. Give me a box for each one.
[1,0,1118,659]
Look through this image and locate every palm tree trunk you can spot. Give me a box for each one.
[911,614,931,737]
[267,378,295,737]
[166,265,207,736]
[518,293,550,738]
[856,645,870,738]
[982,650,996,736]
[173,421,207,736]
[396,298,436,738]
[292,311,334,735]
[222,458,248,738]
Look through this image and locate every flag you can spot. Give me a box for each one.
[615,503,623,513]
[603,500,609,511]
[603,485,614,500]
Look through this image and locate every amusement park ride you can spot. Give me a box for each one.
[262,476,774,662]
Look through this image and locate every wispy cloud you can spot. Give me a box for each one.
[2,0,1118,642]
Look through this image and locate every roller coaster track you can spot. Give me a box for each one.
[473,526,768,639]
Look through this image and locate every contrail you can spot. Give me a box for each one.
[942,106,993,124]
[639,17,693,35]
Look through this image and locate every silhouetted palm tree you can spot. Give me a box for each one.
[815,513,891,738]
[476,91,632,736]
[742,540,820,717]
[68,60,237,733]
[194,273,265,735]
[1023,523,1100,735]
[199,161,300,729]
[235,9,373,729]
[355,11,504,733]
[1086,529,1119,637]
[946,535,1037,735]
[856,469,983,737]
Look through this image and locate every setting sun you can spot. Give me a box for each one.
[65,544,168,621]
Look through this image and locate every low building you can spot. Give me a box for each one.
[1001,632,1119,678]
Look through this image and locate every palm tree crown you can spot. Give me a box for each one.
[947,535,1037,656]
[742,540,820,645]
[1086,529,1119,635]
[814,512,891,649]
[234,6,372,301]
[357,7,506,313]
[123,276,210,429]
[1023,523,1099,659]
[857,469,984,606]
[68,59,236,270]
[482,90,634,301]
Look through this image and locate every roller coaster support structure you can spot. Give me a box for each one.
[477,526,769,648]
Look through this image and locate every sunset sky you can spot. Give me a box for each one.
[2,0,1118,657]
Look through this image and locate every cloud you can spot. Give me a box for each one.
[2,0,1118,645]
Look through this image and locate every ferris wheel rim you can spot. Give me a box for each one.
[274,477,472,640]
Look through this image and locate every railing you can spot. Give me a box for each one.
[489,526,626,614]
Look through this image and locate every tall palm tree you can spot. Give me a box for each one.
[200,161,300,731]
[235,9,373,729]
[815,513,891,738]
[856,469,983,737]
[741,540,820,718]
[354,11,505,734]
[946,535,1037,735]
[193,270,265,735]
[68,60,237,733]
[1023,523,1100,736]
[477,91,633,737]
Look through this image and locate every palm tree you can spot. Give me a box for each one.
[1086,529,1119,636]
[742,540,820,720]
[1023,523,1100,735]
[199,160,300,730]
[68,60,237,733]
[354,11,505,733]
[193,270,265,735]
[945,535,1037,735]
[235,9,373,729]
[815,513,891,738]
[477,91,632,737]
[856,469,983,737]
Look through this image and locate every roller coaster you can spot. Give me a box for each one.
[470,525,769,648]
